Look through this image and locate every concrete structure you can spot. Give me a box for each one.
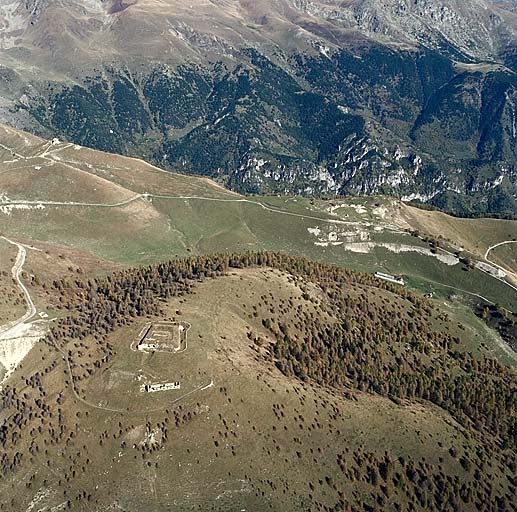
[375,272,405,286]
[135,321,190,353]
[138,343,159,352]
[141,381,181,393]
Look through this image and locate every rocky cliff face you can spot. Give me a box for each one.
[490,0,517,13]
[0,0,515,215]
[290,0,515,60]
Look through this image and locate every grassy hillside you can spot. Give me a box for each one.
[1,125,515,312]
[401,204,517,262]
[0,254,515,511]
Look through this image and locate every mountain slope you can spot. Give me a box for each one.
[0,254,515,511]
[0,0,516,215]
[1,123,516,312]
[0,125,515,510]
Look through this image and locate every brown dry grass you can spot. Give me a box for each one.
[400,203,517,259]
[2,266,506,511]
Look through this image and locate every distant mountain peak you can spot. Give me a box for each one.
[289,0,515,60]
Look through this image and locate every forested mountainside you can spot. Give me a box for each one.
[0,0,516,215]
[1,252,515,511]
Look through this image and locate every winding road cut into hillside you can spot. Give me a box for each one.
[483,240,517,290]
[0,237,44,386]
[0,237,37,336]
[485,241,517,271]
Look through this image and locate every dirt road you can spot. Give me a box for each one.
[0,237,37,336]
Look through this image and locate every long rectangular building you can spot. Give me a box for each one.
[374,272,405,286]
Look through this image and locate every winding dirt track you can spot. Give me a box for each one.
[484,240,517,261]
[485,241,517,272]
[0,194,361,226]
[2,191,516,298]
[482,240,517,291]
[0,237,37,337]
